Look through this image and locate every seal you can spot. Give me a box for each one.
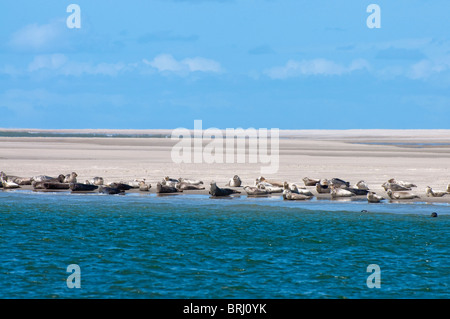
[108,182,133,191]
[98,186,125,195]
[302,177,320,187]
[226,175,242,187]
[209,182,241,197]
[381,182,411,191]
[283,190,312,200]
[367,191,384,203]
[330,187,355,199]
[0,176,20,189]
[32,174,65,183]
[43,182,70,190]
[330,178,350,188]
[139,180,151,192]
[315,182,330,194]
[162,176,179,188]
[176,182,205,191]
[179,178,203,186]
[257,176,284,187]
[70,183,99,192]
[284,182,313,196]
[90,177,104,186]
[344,187,369,196]
[244,185,270,196]
[388,178,417,188]
[156,182,180,193]
[355,180,369,190]
[386,189,419,200]
[64,172,78,184]
[425,186,448,197]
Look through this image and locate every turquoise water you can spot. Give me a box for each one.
[1,190,449,299]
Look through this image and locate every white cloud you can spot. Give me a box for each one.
[143,54,223,75]
[8,20,65,52]
[26,54,128,76]
[265,58,370,79]
[408,58,450,80]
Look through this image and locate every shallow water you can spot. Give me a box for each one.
[1,191,449,299]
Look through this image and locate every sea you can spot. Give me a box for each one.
[1,190,449,299]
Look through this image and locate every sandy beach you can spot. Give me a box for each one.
[1,129,450,203]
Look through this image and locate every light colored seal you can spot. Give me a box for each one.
[302,177,320,187]
[367,191,384,203]
[382,182,411,191]
[64,172,78,184]
[331,187,355,199]
[386,189,419,200]
[139,180,151,192]
[315,183,330,194]
[283,190,312,200]
[176,182,204,191]
[355,180,369,190]
[257,176,284,187]
[226,175,242,187]
[179,178,203,186]
[425,186,448,197]
[156,182,179,193]
[244,185,270,196]
[388,178,417,188]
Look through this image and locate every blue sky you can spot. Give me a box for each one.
[1,0,449,129]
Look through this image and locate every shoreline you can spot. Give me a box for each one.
[1,129,449,204]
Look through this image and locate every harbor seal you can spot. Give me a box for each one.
[32,174,65,183]
[209,182,241,197]
[98,186,125,195]
[156,182,179,193]
[425,186,448,197]
[162,177,179,188]
[388,178,417,188]
[344,187,369,196]
[179,178,203,186]
[283,182,313,196]
[226,175,242,187]
[70,183,98,192]
[330,178,350,188]
[90,177,104,185]
[315,183,330,194]
[139,180,151,192]
[330,187,355,199]
[386,190,419,200]
[302,177,320,187]
[382,182,411,192]
[355,180,369,190]
[176,182,204,191]
[283,190,312,200]
[64,172,78,184]
[257,176,284,187]
[108,183,133,191]
[0,177,20,189]
[367,191,384,203]
[244,185,270,196]
[43,182,70,190]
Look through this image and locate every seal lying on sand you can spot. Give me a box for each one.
[386,189,419,200]
[284,182,313,196]
[226,175,242,187]
[43,182,70,190]
[139,180,151,192]
[344,187,369,196]
[0,177,20,189]
[64,172,78,184]
[108,183,133,191]
[382,182,411,191]
[176,182,204,191]
[0,172,32,185]
[179,178,203,186]
[257,176,284,187]
[388,178,417,188]
[283,190,312,200]
[331,187,355,199]
[209,182,241,197]
[425,186,448,197]
[330,178,350,188]
[315,183,330,194]
[302,177,320,187]
[355,180,369,190]
[244,185,270,196]
[32,174,65,183]
[98,186,125,195]
[367,191,384,203]
[70,183,99,192]
[156,182,179,193]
